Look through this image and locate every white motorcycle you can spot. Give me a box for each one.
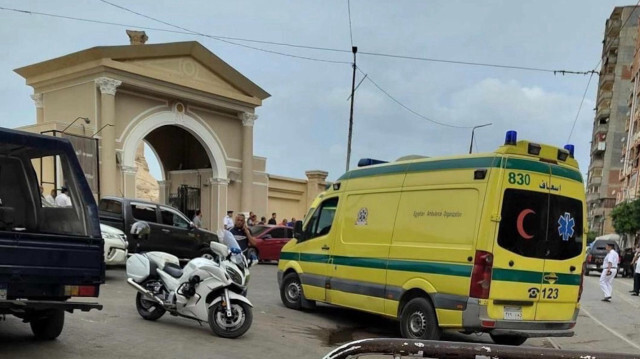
[125,222,254,338]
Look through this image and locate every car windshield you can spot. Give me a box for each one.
[250,225,270,236]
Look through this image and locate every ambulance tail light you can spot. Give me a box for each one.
[469,250,493,299]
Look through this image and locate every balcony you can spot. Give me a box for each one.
[599,72,615,87]
[607,19,622,33]
[591,141,606,155]
[596,107,611,122]
[589,175,603,185]
[587,192,601,202]
[598,91,613,105]
[589,158,604,169]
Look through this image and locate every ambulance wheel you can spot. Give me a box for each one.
[281,272,315,310]
[490,334,527,346]
[399,297,441,340]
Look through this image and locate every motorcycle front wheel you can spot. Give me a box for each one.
[208,299,253,338]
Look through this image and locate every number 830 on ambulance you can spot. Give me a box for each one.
[277,131,586,346]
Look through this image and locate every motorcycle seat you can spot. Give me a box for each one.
[163,262,183,278]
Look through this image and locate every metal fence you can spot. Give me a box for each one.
[168,184,200,219]
[322,339,640,359]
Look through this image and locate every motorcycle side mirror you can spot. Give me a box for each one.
[294,220,304,240]
[130,221,150,241]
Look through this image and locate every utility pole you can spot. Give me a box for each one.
[346,46,358,172]
[469,123,492,154]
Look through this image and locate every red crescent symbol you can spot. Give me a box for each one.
[517,209,535,240]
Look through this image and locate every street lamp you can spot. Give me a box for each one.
[61,117,90,134]
[91,123,114,138]
[469,123,492,154]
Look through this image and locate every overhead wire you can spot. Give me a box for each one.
[567,72,595,143]
[356,67,473,129]
[0,4,597,75]
[347,0,354,47]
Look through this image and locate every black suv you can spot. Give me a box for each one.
[98,197,218,260]
[585,239,620,276]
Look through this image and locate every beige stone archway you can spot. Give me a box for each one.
[120,107,229,229]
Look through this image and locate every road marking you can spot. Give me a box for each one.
[580,307,640,351]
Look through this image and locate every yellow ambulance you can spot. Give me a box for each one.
[277,131,586,346]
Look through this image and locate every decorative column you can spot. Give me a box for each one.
[305,170,329,208]
[95,77,122,197]
[31,93,44,123]
[209,177,229,232]
[240,113,257,212]
[157,180,169,205]
[121,165,137,198]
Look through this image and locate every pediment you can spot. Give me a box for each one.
[121,56,250,98]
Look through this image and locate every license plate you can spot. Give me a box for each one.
[596,258,603,263]
[0,284,7,300]
[504,306,522,320]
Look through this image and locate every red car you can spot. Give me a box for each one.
[246,225,294,262]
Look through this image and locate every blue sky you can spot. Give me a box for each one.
[0,0,632,181]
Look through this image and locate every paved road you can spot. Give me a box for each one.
[1,265,639,358]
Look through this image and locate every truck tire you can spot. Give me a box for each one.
[399,297,441,340]
[490,333,527,346]
[30,309,64,340]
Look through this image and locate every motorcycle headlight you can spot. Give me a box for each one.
[225,266,243,286]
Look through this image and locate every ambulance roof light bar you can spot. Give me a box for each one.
[564,144,575,158]
[504,130,517,145]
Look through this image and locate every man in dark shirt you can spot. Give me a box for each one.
[268,212,277,225]
[228,214,257,254]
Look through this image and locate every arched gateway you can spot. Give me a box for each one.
[14,38,278,230]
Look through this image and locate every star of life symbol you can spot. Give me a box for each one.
[356,208,368,226]
[557,212,575,242]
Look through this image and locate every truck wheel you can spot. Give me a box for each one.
[399,297,441,340]
[490,334,527,346]
[208,299,253,338]
[136,292,166,321]
[30,309,64,340]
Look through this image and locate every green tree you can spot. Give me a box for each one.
[587,231,598,244]
[611,199,640,236]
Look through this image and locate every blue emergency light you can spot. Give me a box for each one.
[564,144,575,158]
[504,130,517,145]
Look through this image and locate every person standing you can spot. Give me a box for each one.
[45,189,56,207]
[228,214,257,255]
[247,212,255,226]
[224,210,234,230]
[192,209,203,228]
[280,218,288,226]
[55,186,72,207]
[268,212,277,225]
[258,216,266,225]
[600,243,619,302]
[287,217,296,227]
[631,247,640,296]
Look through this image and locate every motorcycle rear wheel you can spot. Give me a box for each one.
[208,299,253,338]
[136,292,166,321]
